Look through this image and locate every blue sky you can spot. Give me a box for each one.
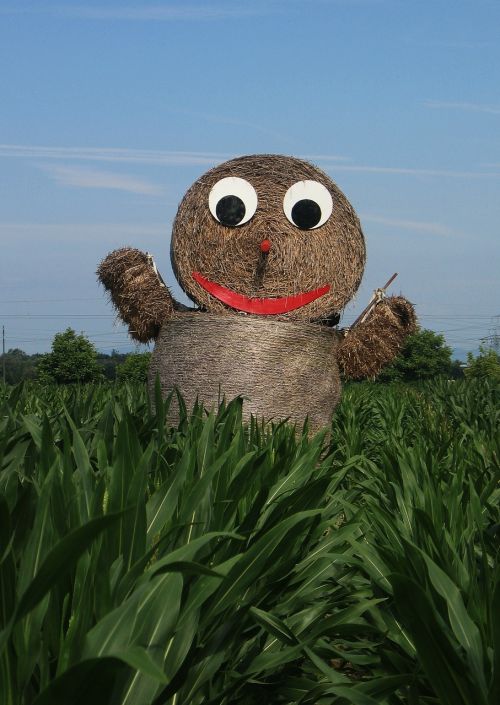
[0,0,499,356]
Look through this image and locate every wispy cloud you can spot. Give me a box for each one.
[303,154,352,163]
[0,143,352,165]
[41,164,163,195]
[328,164,500,178]
[0,215,455,241]
[0,144,228,166]
[0,4,265,21]
[424,100,500,116]
[0,222,167,242]
[361,214,453,237]
[2,144,499,180]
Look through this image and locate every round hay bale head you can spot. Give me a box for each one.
[170,154,366,323]
[148,313,342,430]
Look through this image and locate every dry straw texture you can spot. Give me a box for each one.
[97,247,174,343]
[171,154,366,322]
[97,154,417,427]
[149,313,342,430]
[337,296,417,379]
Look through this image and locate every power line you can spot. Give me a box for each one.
[0,315,114,319]
[0,298,104,304]
[1,305,498,327]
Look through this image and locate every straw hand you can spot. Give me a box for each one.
[337,295,417,380]
[97,247,175,343]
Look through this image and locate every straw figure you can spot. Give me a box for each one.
[98,154,416,429]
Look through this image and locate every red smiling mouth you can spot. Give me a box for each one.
[192,272,330,315]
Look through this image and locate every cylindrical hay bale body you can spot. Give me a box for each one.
[149,313,342,430]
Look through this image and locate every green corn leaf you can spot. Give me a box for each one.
[146,463,186,544]
[84,572,183,657]
[196,409,215,473]
[123,444,152,569]
[264,432,325,508]
[16,510,128,623]
[305,598,385,641]
[302,645,350,685]
[243,642,305,677]
[1,379,497,702]
[168,614,243,703]
[32,657,127,705]
[204,510,321,621]
[317,684,389,705]
[71,426,96,522]
[87,573,183,705]
[180,448,235,519]
[16,468,56,596]
[151,560,224,578]
[353,674,415,700]
[146,531,244,579]
[161,607,200,689]
[112,645,169,683]
[491,566,500,703]
[178,555,242,618]
[0,497,11,561]
[249,606,299,646]
[391,572,485,705]
[422,551,487,694]
[21,414,43,449]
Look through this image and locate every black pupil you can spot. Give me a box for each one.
[216,195,246,226]
[291,199,321,229]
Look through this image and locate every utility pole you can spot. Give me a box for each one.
[2,325,5,385]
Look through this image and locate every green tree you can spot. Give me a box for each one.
[37,328,103,384]
[378,328,453,382]
[465,345,500,381]
[116,352,152,384]
[97,349,128,380]
[1,348,39,384]
[450,359,465,379]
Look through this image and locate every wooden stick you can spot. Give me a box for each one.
[350,272,398,329]
[146,253,167,288]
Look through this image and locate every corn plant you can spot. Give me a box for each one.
[0,378,498,704]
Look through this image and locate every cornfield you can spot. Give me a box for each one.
[0,379,498,705]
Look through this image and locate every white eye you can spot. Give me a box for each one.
[283,180,333,229]
[208,177,258,227]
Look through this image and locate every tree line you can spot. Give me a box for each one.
[1,327,499,386]
[1,329,151,385]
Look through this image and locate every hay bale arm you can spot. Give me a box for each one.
[97,247,175,343]
[336,296,417,380]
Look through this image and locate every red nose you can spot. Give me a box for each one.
[260,239,271,254]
